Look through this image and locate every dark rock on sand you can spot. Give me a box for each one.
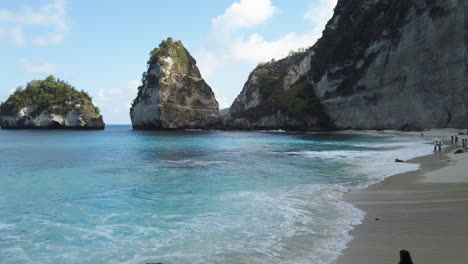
[454,149,465,154]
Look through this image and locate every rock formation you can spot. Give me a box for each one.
[130,38,219,129]
[226,0,468,130]
[225,53,333,130]
[0,75,104,129]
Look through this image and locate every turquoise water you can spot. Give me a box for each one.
[0,125,428,264]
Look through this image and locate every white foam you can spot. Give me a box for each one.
[207,184,365,264]
[260,129,287,133]
[165,159,228,168]
[288,136,431,188]
[0,246,34,263]
[268,135,432,263]
[0,223,16,230]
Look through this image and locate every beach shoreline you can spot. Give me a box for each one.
[335,129,468,264]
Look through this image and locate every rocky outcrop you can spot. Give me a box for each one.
[226,0,468,130]
[225,52,333,130]
[130,38,219,129]
[0,76,104,129]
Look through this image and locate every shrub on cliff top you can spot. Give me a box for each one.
[147,37,189,72]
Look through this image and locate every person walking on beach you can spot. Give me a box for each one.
[455,135,459,145]
[399,249,414,264]
[451,135,454,144]
[434,141,438,152]
[438,140,443,152]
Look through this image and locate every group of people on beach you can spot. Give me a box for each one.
[450,135,468,150]
[433,134,468,152]
[433,140,443,152]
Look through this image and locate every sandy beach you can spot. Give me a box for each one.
[335,129,468,264]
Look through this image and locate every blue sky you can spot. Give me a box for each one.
[0,0,336,124]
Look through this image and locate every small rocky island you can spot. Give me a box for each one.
[0,75,104,129]
[130,38,219,129]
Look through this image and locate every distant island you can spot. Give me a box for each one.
[0,75,104,129]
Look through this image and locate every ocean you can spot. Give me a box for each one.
[0,125,430,264]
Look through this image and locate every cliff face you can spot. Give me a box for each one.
[227,0,468,130]
[130,38,219,129]
[225,53,333,130]
[0,76,104,129]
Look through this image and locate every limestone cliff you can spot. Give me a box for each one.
[130,38,219,129]
[0,76,104,129]
[227,0,468,130]
[225,53,332,130]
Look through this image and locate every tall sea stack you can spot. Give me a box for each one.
[130,38,219,129]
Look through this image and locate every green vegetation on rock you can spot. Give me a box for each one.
[147,37,189,73]
[0,75,100,117]
[231,73,326,122]
[255,68,281,99]
[272,77,321,119]
[132,37,193,108]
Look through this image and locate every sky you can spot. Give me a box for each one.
[0,0,337,124]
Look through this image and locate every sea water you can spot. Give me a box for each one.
[0,125,430,264]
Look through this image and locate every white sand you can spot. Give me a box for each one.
[335,129,468,264]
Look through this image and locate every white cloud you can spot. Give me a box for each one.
[230,0,337,64]
[126,80,140,90]
[197,0,280,81]
[217,96,232,109]
[211,0,276,37]
[10,26,25,46]
[93,80,141,123]
[196,49,222,79]
[0,0,69,47]
[20,58,57,75]
[96,80,140,100]
[198,0,337,72]
[0,25,25,46]
[230,32,316,64]
[304,0,337,27]
[196,0,337,108]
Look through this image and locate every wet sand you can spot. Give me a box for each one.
[335,130,468,264]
